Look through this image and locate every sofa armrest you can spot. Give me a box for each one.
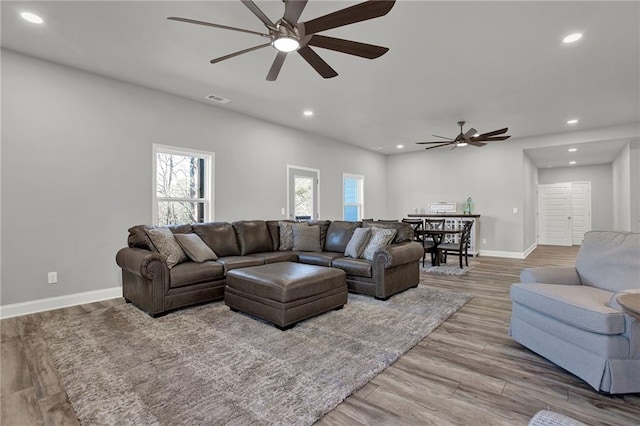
[520,266,582,285]
[374,241,424,269]
[116,247,168,280]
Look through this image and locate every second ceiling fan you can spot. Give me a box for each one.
[416,121,511,150]
[168,0,395,81]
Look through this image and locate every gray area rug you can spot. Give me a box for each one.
[421,261,479,276]
[41,284,472,426]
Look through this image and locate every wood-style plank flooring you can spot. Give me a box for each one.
[2,245,639,425]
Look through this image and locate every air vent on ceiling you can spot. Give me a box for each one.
[205,94,230,104]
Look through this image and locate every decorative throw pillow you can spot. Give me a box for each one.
[174,233,217,263]
[293,225,322,252]
[279,221,305,251]
[361,226,397,261]
[145,227,187,269]
[344,227,371,258]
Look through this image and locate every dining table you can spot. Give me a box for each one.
[416,227,465,266]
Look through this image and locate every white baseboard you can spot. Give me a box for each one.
[523,243,538,259]
[478,249,529,259]
[0,287,122,319]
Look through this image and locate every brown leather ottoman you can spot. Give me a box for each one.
[225,262,347,330]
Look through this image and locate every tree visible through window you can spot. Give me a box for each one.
[153,145,214,225]
[343,174,364,221]
[294,175,314,219]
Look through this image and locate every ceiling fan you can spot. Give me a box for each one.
[168,0,395,81]
[416,121,511,150]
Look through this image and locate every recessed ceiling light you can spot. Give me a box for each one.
[371,146,383,150]
[563,33,582,44]
[303,110,313,117]
[568,148,577,152]
[396,144,404,149]
[21,11,43,24]
[569,161,577,165]
[567,119,579,125]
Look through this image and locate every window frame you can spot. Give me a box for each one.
[342,173,364,221]
[152,144,215,225]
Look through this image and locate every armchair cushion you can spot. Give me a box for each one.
[511,283,625,335]
[520,266,582,285]
[576,231,640,293]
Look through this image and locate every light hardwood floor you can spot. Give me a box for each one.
[2,245,639,425]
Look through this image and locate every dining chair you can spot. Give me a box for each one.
[440,220,474,268]
[422,219,445,267]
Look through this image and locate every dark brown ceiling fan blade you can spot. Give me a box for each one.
[266,52,287,81]
[303,0,395,35]
[167,17,269,37]
[432,134,454,140]
[210,42,271,64]
[476,127,508,138]
[284,0,308,25]
[240,0,276,29]
[297,46,338,78]
[424,143,453,150]
[307,35,388,59]
[416,141,453,144]
[468,141,487,147]
[473,135,511,142]
[463,127,477,141]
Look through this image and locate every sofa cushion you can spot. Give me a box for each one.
[510,283,625,335]
[170,261,225,288]
[233,220,273,255]
[144,227,187,269]
[362,226,397,261]
[331,257,373,278]
[293,225,322,252]
[576,231,640,293]
[247,251,299,264]
[215,256,264,273]
[362,221,413,244]
[325,221,362,253]
[174,233,217,263]
[192,222,241,257]
[307,220,331,250]
[279,221,303,251]
[296,251,345,267]
[344,227,371,258]
[266,220,282,251]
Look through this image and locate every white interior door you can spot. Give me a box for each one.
[538,183,572,246]
[287,166,319,220]
[570,181,592,245]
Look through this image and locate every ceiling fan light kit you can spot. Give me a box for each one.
[416,120,511,151]
[168,0,395,81]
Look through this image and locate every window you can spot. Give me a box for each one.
[287,166,319,220]
[343,173,364,221]
[152,144,214,225]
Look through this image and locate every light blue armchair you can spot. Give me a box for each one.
[510,231,640,394]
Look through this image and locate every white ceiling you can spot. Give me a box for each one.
[2,1,639,160]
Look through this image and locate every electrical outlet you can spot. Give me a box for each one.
[482,238,487,244]
[47,272,58,284]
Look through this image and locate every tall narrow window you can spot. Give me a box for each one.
[343,173,364,221]
[153,144,214,225]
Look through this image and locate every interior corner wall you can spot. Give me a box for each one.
[522,153,538,251]
[0,49,387,306]
[538,164,614,231]
[612,143,631,231]
[630,139,640,232]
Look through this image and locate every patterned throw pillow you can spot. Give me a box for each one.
[279,221,306,251]
[293,225,322,252]
[344,227,371,258]
[361,226,397,261]
[174,233,217,263]
[144,227,187,269]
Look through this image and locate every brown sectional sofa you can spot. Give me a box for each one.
[116,219,424,317]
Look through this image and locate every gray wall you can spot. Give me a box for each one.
[1,50,387,305]
[631,139,640,232]
[538,164,614,231]
[612,144,631,230]
[522,153,538,250]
